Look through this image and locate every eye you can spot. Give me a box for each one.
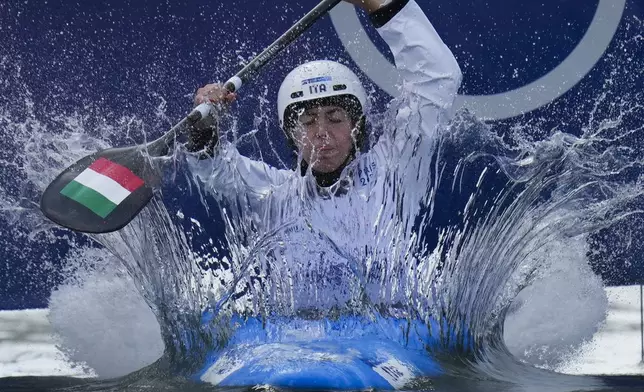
[300,116,316,126]
[327,110,347,123]
[296,108,316,127]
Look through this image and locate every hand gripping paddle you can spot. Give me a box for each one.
[40,0,341,234]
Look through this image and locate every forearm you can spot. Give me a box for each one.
[376,0,462,107]
[186,142,291,202]
[186,117,219,159]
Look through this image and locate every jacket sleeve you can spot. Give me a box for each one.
[367,0,462,206]
[365,0,462,220]
[186,141,292,204]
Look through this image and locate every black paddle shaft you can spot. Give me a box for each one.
[223,0,342,92]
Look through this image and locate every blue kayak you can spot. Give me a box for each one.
[194,314,470,389]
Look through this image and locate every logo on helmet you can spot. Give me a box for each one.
[302,76,332,85]
[308,84,328,95]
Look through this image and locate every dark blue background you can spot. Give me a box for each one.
[1,0,642,309]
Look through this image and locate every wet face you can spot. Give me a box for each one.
[292,105,356,173]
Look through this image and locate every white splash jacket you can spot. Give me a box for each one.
[188,0,462,313]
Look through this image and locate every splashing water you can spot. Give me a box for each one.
[1,13,644,392]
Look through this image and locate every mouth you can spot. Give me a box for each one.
[316,148,336,158]
[317,145,334,152]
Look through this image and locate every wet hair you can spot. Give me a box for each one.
[282,94,366,152]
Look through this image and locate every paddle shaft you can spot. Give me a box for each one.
[145,0,342,157]
[224,0,342,93]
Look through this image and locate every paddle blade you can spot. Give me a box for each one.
[40,146,161,233]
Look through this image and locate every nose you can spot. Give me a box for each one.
[313,121,330,139]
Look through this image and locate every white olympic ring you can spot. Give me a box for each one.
[330,0,626,120]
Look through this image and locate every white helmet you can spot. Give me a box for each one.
[277,60,367,131]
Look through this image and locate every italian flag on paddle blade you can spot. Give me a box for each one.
[41,147,158,233]
[59,157,145,218]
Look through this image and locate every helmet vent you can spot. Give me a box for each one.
[290,91,304,99]
[332,84,347,91]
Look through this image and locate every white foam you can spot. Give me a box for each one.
[48,254,164,379]
[504,235,608,369]
[558,286,644,375]
[0,309,90,378]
